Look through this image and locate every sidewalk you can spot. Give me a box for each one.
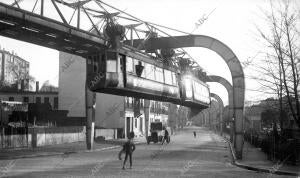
[223,134,300,176]
[98,135,146,145]
[0,136,146,160]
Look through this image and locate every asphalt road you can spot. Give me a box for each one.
[0,126,294,178]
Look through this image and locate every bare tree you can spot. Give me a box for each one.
[6,61,35,91]
[254,0,300,128]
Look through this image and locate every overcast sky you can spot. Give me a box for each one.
[0,0,299,105]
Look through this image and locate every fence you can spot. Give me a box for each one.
[0,126,86,149]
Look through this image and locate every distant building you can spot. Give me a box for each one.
[0,48,30,90]
[244,106,264,132]
[0,87,58,110]
[247,98,299,130]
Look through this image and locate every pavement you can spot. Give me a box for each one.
[0,136,146,160]
[0,126,249,177]
[223,133,300,177]
[0,127,299,177]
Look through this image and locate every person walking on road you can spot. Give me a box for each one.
[122,138,136,169]
[162,128,169,144]
[193,131,196,138]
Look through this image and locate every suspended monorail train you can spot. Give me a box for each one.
[86,46,210,110]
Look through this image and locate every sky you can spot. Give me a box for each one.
[0,0,299,106]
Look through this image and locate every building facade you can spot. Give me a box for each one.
[0,49,30,90]
[0,91,58,110]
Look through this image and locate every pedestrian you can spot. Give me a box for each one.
[122,138,135,169]
[193,131,196,138]
[162,127,169,144]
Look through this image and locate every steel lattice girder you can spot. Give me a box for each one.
[0,2,107,56]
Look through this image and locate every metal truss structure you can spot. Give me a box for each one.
[0,0,201,71]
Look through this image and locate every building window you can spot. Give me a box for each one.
[44,97,49,104]
[23,97,29,103]
[125,97,130,108]
[8,97,14,101]
[36,97,41,103]
[128,97,133,108]
[140,99,144,108]
[54,97,58,110]
[135,118,137,128]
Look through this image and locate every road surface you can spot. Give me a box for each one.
[0,127,292,178]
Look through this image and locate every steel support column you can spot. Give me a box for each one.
[143,100,150,140]
[210,100,219,132]
[85,60,96,149]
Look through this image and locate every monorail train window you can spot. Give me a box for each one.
[133,59,145,76]
[133,59,138,74]
[107,60,117,72]
[203,87,210,103]
[192,81,201,100]
[171,72,177,85]
[93,55,98,72]
[164,70,173,85]
[193,81,210,104]
[184,77,193,98]
[100,54,105,72]
[119,54,126,72]
[144,63,155,80]
[155,67,164,83]
[106,51,117,72]
[126,56,134,73]
[139,61,146,78]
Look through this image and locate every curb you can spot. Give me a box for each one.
[0,141,146,160]
[223,137,299,177]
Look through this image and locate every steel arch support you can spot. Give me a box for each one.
[206,75,234,142]
[127,35,245,159]
[210,93,224,136]
[210,100,219,131]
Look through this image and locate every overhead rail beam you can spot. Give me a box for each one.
[0,2,106,56]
